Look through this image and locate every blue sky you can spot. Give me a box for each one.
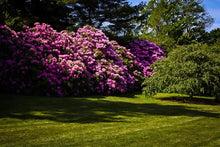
[128,0,220,32]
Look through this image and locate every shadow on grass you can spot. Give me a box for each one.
[158,97,219,105]
[0,94,219,123]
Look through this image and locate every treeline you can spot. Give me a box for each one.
[0,0,219,49]
[0,0,143,46]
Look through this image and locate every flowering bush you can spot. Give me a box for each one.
[0,23,165,96]
[0,23,144,96]
[129,39,166,76]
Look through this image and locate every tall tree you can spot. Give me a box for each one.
[0,0,72,31]
[0,0,28,29]
[34,0,72,31]
[140,0,213,47]
[106,2,145,46]
[0,0,144,41]
[64,0,143,31]
[61,0,144,45]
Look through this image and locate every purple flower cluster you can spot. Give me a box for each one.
[0,23,147,96]
[129,39,166,77]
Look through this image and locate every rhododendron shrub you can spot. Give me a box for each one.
[129,39,166,76]
[0,23,145,96]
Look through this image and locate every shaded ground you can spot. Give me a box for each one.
[159,97,219,105]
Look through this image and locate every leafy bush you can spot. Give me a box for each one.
[0,23,147,96]
[142,43,220,102]
[129,39,166,77]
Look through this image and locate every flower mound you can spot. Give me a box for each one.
[0,23,144,96]
[129,39,166,76]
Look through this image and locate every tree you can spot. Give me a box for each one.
[142,43,220,102]
[140,0,214,48]
[104,2,145,46]
[0,0,29,30]
[62,0,128,29]
[208,28,220,45]
[197,28,220,45]
[65,0,144,39]
[0,0,72,31]
[34,0,72,31]
[0,0,144,43]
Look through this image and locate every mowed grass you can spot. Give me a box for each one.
[0,93,219,146]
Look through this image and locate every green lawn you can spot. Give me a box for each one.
[0,93,219,146]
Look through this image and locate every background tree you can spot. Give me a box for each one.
[0,0,72,31]
[208,28,220,45]
[104,2,145,46]
[58,0,134,29]
[33,0,72,31]
[197,28,220,45]
[142,43,220,102]
[140,0,213,50]
[0,0,29,30]
[0,0,144,44]
[64,0,144,46]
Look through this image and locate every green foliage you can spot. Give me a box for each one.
[68,0,144,44]
[140,0,214,49]
[209,28,220,44]
[198,28,220,45]
[0,0,144,44]
[142,43,220,101]
[0,0,72,31]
